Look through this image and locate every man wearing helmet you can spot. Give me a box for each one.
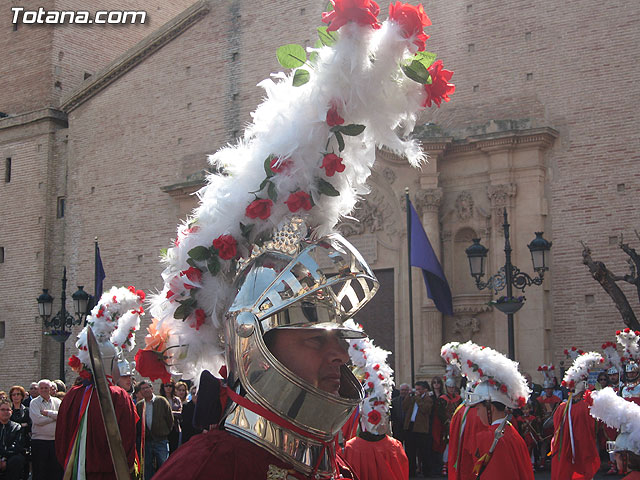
[623,362,640,406]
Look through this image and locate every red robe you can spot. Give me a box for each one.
[470,423,534,480]
[154,428,358,479]
[551,398,600,480]
[435,393,461,453]
[623,472,640,480]
[447,405,485,480]
[55,384,137,479]
[343,435,408,480]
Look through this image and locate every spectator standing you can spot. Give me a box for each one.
[9,386,30,434]
[23,383,38,408]
[0,399,27,480]
[180,391,203,445]
[402,381,433,477]
[175,382,189,406]
[29,379,62,480]
[137,381,173,479]
[159,380,182,453]
[390,383,409,445]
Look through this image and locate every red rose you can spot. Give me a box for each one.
[517,397,526,408]
[193,309,206,330]
[388,2,431,51]
[180,266,202,284]
[326,103,344,127]
[112,295,118,303]
[616,330,622,335]
[245,198,273,220]
[68,355,82,370]
[537,366,542,371]
[378,373,384,380]
[466,360,473,367]
[128,286,136,293]
[422,60,455,108]
[561,380,567,387]
[322,0,381,32]
[134,349,171,384]
[285,191,313,212]
[367,382,374,389]
[477,368,483,377]
[373,364,380,370]
[564,349,568,354]
[321,153,346,177]
[500,384,508,393]
[270,157,293,174]
[96,308,104,318]
[136,289,146,301]
[213,234,238,260]
[367,409,382,425]
[488,378,496,386]
[364,372,370,379]
[166,290,174,299]
[571,346,577,351]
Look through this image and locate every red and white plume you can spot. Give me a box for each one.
[563,346,584,363]
[144,3,455,381]
[602,341,622,372]
[344,319,394,435]
[537,364,555,386]
[616,328,640,363]
[562,351,603,390]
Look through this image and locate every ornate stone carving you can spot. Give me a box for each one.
[414,188,443,215]
[453,317,480,342]
[455,191,474,221]
[487,184,516,229]
[382,167,396,185]
[338,198,385,237]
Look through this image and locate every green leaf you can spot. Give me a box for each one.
[414,51,437,69]
[317,26,337,47]
[276,44,307,69]
[317,178,340,197]
[159,248,168,258]
[254,230,272,248]
[267,182,278,202]
[264,154,276,178]
[335,131,345,152]
[207,255,221,276]
[174,304,189,320]
[186,258,197,268]
[188,246,211,261]
[402,60,431,84]
[240,222,254,241]
[258,178,270,191]
[340,124,366,136]
[292,69,310,87]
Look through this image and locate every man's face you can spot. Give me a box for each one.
[415,384,426,396]
[399,385,410,398]
[267,329,349,395]
[118,376,132,392]
[38,382,50,400]
[29,384,38,398]
[609,373,620,384]
[140,383,154,401]
[628,369,639,382]
[0,404,11,424]
[446,385,457,396]
[544,387,554,396]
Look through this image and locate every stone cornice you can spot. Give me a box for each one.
[61,0,210,113]
[0,108,67,131]
[452,294,493,315]
[161,169,210,197]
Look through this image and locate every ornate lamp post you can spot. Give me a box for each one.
[36,267,91,382]
[465,208,552,359]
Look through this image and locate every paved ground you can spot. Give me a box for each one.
[412,467,613,479]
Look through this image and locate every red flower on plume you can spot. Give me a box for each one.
[367,381,374,389]
[488,378,496,386]
[388,2,431,51]
[193,309,206,330]
[136,290,146,301]
[285,191,313,213]
[180,266,202,284]
[616,330,622,335]
[537,366,542,371]
[466,359,473,367]
[625,328,631,333]
[112,295,118,303]
[245,198,273,220]
[563,349,568,355]
[561,380,567,387]
[373,364,380,370]
[364,372,370,379]
[578,350,584,355]
[452,352,458,359]
[326,103,344,127]
[422,60,455,108]
[477,368,483,377]
[571,346,577,351]
[367,409,382,425]
[499,384,508,393]
[517,397,526,408]
[584,389,594,407]
[96,308,104,318]
[378,373,384,380]
[213,234,238,260]
[68,355,82,370]
[128,286,136,294]
[270,157,293,174]
[134,349,171,384]
[166,290,174,299]
[322,0,381,32]
[636,330,640,336]
[321,153,345,177]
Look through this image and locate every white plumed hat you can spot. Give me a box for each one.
[587,386,640,454]
[562,351,603,393]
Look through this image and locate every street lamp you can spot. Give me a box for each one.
[465,208,552,359]
[36,267,88,382]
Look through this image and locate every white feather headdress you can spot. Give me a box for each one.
[441,341,530,408]
[141,3,455,381]
[602,341,622,373]
[69,286,145,376]
[537,364,556,385]
[344,319,394,435]
[588,387,640,454]
[563,346,584,363]
[616,328,640,363]
[562,351,603,390]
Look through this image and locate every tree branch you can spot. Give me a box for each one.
[619,233,640,303]
[581,242,640,330]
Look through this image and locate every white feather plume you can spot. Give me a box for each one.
[147,9,452,381]
[589,387,640,454]
[617,329,640,363]
[602,341,622,372]
[562,351,603,388]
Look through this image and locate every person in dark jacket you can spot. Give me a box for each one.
[402,381,434,477]
[0,399,27,480]
[136,381,173,480]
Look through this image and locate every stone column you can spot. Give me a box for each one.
[413,187,446,378]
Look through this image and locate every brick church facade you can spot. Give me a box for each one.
[1,0,638,387]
